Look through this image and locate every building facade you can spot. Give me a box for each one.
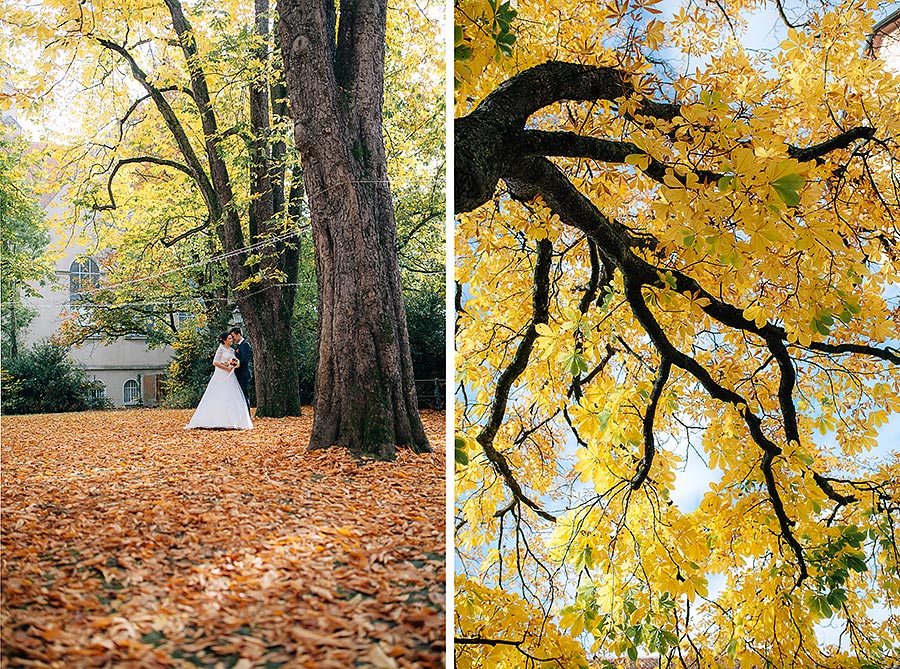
[21,186,174,407]
[3,72,174,408]
[870,9,900,72]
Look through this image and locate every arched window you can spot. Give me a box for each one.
[69,258,100,301]
[123,379,141,405]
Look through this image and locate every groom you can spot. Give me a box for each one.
[229,327,252,408]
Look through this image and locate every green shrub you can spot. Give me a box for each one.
[162,326,217,409]
[405,286,445,380]
[1,342,110,414]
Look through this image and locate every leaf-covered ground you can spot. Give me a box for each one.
[1,409,446,669]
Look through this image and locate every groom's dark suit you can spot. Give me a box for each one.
[234,337,252,407]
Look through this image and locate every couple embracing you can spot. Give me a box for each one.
[185,327,253,430]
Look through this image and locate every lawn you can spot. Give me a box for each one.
[1,409,446,668]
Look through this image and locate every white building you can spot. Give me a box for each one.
[3,71,173,408]
[870,9,900,73]
[21,183,174,407]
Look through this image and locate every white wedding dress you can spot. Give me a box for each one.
[185,344,253,430]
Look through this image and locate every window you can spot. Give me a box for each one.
[89,385,106,403]
[69,257,100,301]
[123,379,141,405]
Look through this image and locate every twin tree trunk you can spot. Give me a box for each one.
[154,0,303,418]
[278,0,430,457]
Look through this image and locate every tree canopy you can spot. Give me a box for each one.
[0,127,54,360]
[1,0,444,428]
[454,0,900,667]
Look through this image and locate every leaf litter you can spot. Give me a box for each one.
[1,409,446,668]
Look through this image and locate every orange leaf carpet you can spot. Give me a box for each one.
[1,409,446,668]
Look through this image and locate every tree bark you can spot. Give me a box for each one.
[156,0,302,417]
[278,0,430,458]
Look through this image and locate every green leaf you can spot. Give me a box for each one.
[496,32,516,47]
[455,436,469,466]
[573,546,594,572]
[827,588,848,609]
[771,173,804,207]
[560,351,588,376]
[726,638,738,659]
[811,316,831,336]
[455,43,473,61]
[845,553,868,573]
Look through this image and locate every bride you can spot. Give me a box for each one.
[185,331,253,430]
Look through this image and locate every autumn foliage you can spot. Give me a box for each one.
[1,410,445,668]
[455,0,900,666]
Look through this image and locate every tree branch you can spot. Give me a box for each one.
[507,154,809,580]
[812,471,858,506]
[788,126,876,164]
[454,636,562,663]
[456,61,878,215]
[516,129,720,186]
[95,37,219,220]
[632,356,672,490]
[476,238,556,522]
[454,637,526,646]
[93,156,195,212]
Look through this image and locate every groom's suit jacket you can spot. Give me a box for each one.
[235,338,252,385]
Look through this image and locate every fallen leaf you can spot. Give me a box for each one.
[1,409,446,668]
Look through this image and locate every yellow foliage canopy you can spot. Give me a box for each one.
[455,0,900,666]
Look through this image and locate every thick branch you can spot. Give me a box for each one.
[456,62,679,213]
[455,637,525,646]
[761,449,808,584]
[506,155,811,576]
[456,61,878,215]
[806,341,900,365]
[119,86,195,141]
[813,472,858,506]
[162,0,248,285]
[475,61,679,129]
[516,130,720,186]
[476,238,556,522]
[95,37,218,219]
[788,126,876,163]
[632,357,672,490]
[624,280,806,582]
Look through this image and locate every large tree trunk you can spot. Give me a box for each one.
[278,0,430,458]
[159,0,302,418]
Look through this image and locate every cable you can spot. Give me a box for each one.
[7,175,444,309]
[2,282,315,312]
[69,226,308,298]
[69,174,440,297]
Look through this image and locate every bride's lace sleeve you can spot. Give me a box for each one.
[213,345,228,365]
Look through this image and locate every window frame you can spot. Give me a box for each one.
[123,379,141,405]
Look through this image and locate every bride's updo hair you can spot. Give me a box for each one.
[218,331,230,345]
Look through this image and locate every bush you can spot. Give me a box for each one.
[405,287,445,380]
[162,326,217,409]
[1,342,110,415]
